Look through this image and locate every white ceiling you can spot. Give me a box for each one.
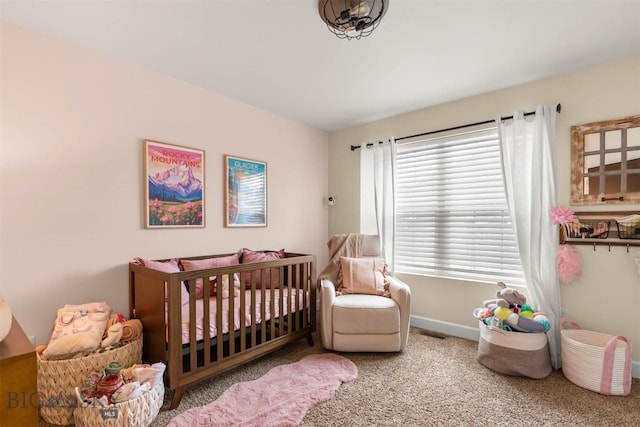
[1,1,639,131]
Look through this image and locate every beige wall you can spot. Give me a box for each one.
[0,22,329,344]
[328,56,640,367]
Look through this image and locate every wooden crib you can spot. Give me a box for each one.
[129,252,316,409]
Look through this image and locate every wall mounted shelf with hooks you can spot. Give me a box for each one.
[559,211,640,249]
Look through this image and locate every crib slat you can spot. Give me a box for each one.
[216,280,223,362]
[302,262,308,330]
[293,263,300,331]
[250,273,257,348]
[188,277,198,372]
[269,270,276,340]
[239,276,246,352]
[261,270,267,344]
[228,274,235,357]
[202,276,212,367]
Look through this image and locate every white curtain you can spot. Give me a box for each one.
[498,104,563,368]
[359,139,396,272]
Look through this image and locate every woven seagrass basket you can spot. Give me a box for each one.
[73,380,164,427]
[37,338,143,425]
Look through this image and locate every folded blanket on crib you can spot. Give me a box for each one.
[42,301,112,360]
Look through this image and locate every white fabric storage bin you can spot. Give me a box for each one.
[73,380,164,427]
[560,318,632,396]
[477,321,552,379]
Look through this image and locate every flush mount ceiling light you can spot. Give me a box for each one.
[318,0,389,40]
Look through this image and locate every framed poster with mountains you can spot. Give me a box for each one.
[143,139,205,228]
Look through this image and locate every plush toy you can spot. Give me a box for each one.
[483,281,526,312]
[473,282,550,333]
[101,322,123,348]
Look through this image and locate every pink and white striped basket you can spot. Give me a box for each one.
[560,318,632,396]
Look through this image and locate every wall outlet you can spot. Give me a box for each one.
[28,335,36,346]
[561,307,569,318]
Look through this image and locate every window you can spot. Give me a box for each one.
[394,128,524,285]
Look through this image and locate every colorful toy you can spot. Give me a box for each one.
[473,282,550,333]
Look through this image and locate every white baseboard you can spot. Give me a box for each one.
[410,314,640,379]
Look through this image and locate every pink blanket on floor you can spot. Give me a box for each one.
[167,353,357,426]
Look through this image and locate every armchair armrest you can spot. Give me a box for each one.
[319,278,337,349]
[388,275,411,350]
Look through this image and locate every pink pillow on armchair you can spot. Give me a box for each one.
[338,256,390,297]
[180,254,240,298]
[240,248,285,288]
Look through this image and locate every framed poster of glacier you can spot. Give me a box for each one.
[143,139,205,228]
[224,155,267,227]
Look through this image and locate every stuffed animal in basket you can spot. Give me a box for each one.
[474,282,550,333]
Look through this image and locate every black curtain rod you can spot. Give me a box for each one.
[350,103,561,151]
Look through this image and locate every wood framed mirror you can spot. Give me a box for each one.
[570,115,640,205]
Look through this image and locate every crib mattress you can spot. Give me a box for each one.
[178,288,306,344]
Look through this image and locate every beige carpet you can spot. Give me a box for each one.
[150,327,639,426]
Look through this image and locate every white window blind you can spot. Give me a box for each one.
[395,128,524,285]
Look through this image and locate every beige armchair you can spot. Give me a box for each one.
[319,234,411,352]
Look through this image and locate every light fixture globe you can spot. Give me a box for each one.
[318,0,388,40]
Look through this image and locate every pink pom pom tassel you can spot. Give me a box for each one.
[557,245,581,283]
[550,206,577,225]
